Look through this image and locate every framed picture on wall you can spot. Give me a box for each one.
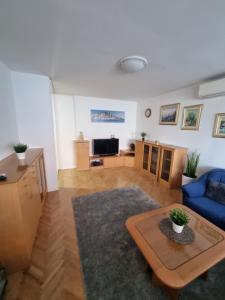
[213,113,225,138]
[181,104,203,130]
[159,103,180,125]
[90,109,125,123]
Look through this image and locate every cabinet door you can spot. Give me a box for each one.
[135,141,143,169]
[124,156,135,167]
[160,149,172,182]
[35,154,47,202]
[76,141,90,170]
[18,168,40,254]
[143,144,150,170]
[150,146,160,176]
[104,157,116,168]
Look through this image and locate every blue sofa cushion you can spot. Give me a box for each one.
[184,196,225,230]
[182,181,206,198]
[206,180,225,205]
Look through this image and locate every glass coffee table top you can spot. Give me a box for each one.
[135,208,224,270]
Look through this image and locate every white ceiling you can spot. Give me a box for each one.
[1,0,225,100]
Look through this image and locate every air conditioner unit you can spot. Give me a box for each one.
[198,77,225,98]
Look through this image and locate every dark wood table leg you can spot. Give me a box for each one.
[152,273,180,300]
[143,262,149,273]
[165,286,180,300]
[201,271,208,281]
[152,273,163,287]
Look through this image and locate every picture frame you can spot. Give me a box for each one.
[90,109,125,123]
[213,113,225,138]
[159,103,180,125]
[181,104,203,130]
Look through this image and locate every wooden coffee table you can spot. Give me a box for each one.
[126,203,225,300]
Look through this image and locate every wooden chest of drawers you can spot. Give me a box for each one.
[0,149,47,273]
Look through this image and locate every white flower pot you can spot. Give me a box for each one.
[172,221,184,234]
[17,152,26,160]
[182,174,196,186]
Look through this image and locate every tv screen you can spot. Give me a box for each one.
[93,139,119,156]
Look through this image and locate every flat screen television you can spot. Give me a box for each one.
[93,138,119,156]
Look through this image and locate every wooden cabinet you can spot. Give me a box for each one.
[0,149,47,273]
[159,146,187,188]
[75,140,90,170]
[135,140,187,188]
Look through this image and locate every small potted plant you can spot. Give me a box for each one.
[13,143,28,160]
[140,132,147,142]
[170,208,190,233]
[182,151,200,185]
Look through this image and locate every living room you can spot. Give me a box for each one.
[0,1,225,300]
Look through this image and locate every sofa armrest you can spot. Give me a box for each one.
[182,181,206,198]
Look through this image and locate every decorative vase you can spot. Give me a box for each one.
[17,152,26,160]
[182,174,196,186]
[172,221,184,234]
[142,137,145,142]
[78,131,84,141]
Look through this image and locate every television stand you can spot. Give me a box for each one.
[89,154,125,169]
[74,140,135,170]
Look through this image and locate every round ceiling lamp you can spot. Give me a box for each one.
[118,56,148,73]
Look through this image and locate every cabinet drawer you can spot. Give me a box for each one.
[124,156,134,167]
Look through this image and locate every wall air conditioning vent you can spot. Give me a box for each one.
[198,77,225,99]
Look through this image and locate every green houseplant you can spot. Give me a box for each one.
[170,208,190,233]
[13,143,28,160]
[182,151,200,185]
[140,132,147,142]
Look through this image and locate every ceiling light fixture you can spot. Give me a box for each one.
[118,56,148,73]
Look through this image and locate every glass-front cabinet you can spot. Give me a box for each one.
[135,140,187,188]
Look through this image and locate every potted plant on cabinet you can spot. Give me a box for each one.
[140,132,147,142]
[13,143,28,160]
[170,208,190,234]
[182,151,200,185]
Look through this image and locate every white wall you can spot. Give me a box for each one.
[136,85,225,174]
[11,72,57,191]
[54,95,137,169]
[54,94,76,169]
[0,62,19,159]
[75,96,137,151]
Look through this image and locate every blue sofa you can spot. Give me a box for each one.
[182,169,225,230]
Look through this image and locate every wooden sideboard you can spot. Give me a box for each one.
[135,140,187,188]
[75,140,135,170]
[0,149,47,273]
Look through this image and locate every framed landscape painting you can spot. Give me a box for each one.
[159,103,180,125]
[91,109,125,123]
[182,104,203,130]
[213,113,225,138]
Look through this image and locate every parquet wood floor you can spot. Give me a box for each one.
[5,167,181,300]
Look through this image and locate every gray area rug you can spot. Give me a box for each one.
[72,186,225,300]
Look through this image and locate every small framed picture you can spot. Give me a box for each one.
[159,103,180,125]
[181,104,203,130]
[213,113,225,138]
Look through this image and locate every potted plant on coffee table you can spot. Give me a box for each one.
[13,143,28,160]
[182,151,200,185]
[170,208,190,234]
[140,132,147,142]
